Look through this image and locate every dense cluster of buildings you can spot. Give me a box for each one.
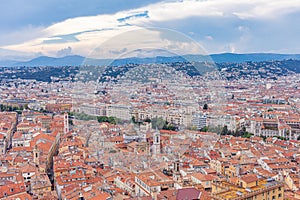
[1,109,300,199]
[0,111,65,199]
[0,63,299,199]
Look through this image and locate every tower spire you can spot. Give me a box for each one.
[153,127,161,155]
[64,112,69,134]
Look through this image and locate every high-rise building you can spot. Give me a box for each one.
[192,113,207,130]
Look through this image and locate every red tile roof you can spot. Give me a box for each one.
[176,188,201,200]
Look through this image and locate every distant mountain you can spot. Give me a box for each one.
[15,55,85,67]
[2,53,300,67]
[210,53,300,63]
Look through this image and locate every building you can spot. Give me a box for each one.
[0,133,7,154]
[63,112,69,134]
[107,104,131,121]
[135,171,174,198]
[79,103,106,116]
[192,113,207,130]
[31,173,52,199]
[250,116,300,140]
[36,115,52,129]
[12,131,31,147]
[46,103,71,113]
[152,128,161,155]
[212,174,284,200]
[191,173,216,191]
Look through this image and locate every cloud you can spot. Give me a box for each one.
[56,46,72,57]
[0,48,42,61]
[109,48,128,55]
[43,34,79,44]
[0,0,163,31]
[1,0,300,58]
[232,0,300,19]
[205,36,214,41]
[0,25,45,46]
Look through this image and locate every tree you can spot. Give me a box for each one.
[144,118,151,123]
[97,116,116,124]
[200,126,209,132]
[209,125,223,134]
[276,136,287,141]
[163,123,176,131]
[260,135,267,141]
[221,125,229,135]
[203,103,208,110]
[131,116,136,123]
[151,117,166,130]
[69,118,74,126]
[242,132,253,138]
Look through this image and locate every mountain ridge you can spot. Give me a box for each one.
[1,53,300,67]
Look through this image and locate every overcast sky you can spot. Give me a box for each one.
[1,0,300,60]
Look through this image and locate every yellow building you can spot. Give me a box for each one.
[210,159,230,175]
[225,165,239,178]
[210,159,223,174]
[212,174,284,200]
[284,172,299,191]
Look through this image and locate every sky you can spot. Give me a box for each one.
[0,0,300,60]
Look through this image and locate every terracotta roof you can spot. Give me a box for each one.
[176,188,201,200]
[240,174,259,184]
[192,173,216,181]
[3,192,32,200]
[0,133,5,140]
[0,183,26,198]
[89,192,111,200]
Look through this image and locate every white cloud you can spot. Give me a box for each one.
[1,0,300,58]
[56,46,72,57]
[0,25,45,46]
[205,36,214,41]
[0,48,42,61]
[233,0,300,19]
